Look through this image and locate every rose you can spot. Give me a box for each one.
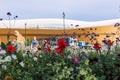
[7,45,16,53]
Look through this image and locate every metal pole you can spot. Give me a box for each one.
[8,16,11,41]
[25,23,27,47]
[63,12,65,34]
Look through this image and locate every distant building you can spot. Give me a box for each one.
[0,18,120,43]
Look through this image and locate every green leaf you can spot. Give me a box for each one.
[1,42,7,50]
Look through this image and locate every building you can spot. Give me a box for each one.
[0,18,120,43]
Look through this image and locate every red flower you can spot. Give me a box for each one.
[107,39,114,46]
[47,41,50,44]
[58,39,67,48]
[93,42,101,51]
[44,40,50,44]
[54,39,68,55]
[56,47,64,54]
[44,47,51,53]
[43,40,51,53]
[47,47,51,52]
[7,45,16,53]
[102,39,114,46]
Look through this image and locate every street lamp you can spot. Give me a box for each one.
[63,12,65,34]
[0,12,18,41]
[7,12,12,41]
[13,16,18,27]
[6,12,18,41]
[25,23,27,47]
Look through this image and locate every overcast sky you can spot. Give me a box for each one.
[0,0,120,21]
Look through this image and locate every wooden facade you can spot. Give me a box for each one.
[0,25,119,43]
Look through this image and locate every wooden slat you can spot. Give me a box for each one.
[0,25,119,43]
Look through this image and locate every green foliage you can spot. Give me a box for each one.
[88,52,98,59]
[26,39,32,46]
[1,42,120,80]
[1,42,7,50]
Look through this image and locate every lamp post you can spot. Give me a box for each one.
[0,12,18,42]
[7,12,12,41]
[6,12,18,41]
[25,23,27,47]
[63,12,65,34]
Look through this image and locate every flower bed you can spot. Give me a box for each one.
[0,39,120,80]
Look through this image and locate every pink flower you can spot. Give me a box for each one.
[34,51,38,57]
[73,56,80,64]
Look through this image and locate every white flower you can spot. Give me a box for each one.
[39,55,42,58]
[0,50,6,55]
[22,53,27,57]
[0,56,2,59]
[4,56,12,62]
[29,54,33,57]
[19,61,25,67]
[33,57,38,61]
[112,57,115,60]
[68,55,72,59]
[16,43,23,53]
[11,54,17,59]
[2,65,7,70]
[0,60,5,64]
[32,49,38,54]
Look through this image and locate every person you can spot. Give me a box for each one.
[14,30,25,52]
[78,41,86,49]
[31,36,39,50]
[14,30,25,46]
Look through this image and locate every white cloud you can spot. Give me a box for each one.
[0,0,119,21]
